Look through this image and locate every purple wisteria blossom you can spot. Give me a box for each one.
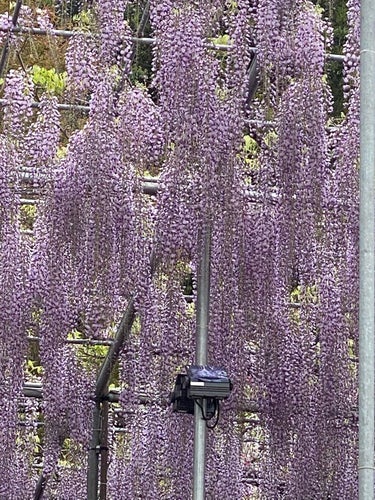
[0,0,361,497]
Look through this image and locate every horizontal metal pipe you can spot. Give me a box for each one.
[0,26,156,43]
[23,387,43,398]
[18,176,159,197]
[142,181,158,195]
[21,385,357,421]
[54,102,89,112]
[328,53,345,62]
[22,382,261,413]
[27,335,114,346]
[22,383,122,401]
[17,421,44,427]
[18,171,279,203]
[0,98,90,112]
[20,198,37,205]
[0,25,344,61]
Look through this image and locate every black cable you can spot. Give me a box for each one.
[206,402,220,430]
[195,399,221,429]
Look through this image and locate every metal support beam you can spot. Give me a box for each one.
[0,0,23,77]
[87,402,101,500]
[99,397,109,500]
[94,298,135,398]
[23,383,123,402]
[87,297,136,500]
[359,1,375,498]
[33,474,46,500]
[193,224,211,500]
[247,53,259,106]
[0,25,344,61]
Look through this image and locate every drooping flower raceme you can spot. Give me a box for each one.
[0,0,362,497]
[0,135,30,500]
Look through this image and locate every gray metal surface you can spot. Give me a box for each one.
[193,225,211,500]
[87,297,136,500]
[359,1,375,497]
[0,0,23,77]
[87,402,101,500]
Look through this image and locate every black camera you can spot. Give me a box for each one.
[169,366,232,425]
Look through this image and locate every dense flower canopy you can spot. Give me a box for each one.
[0,0,360,498]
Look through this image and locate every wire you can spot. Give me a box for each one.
[195,398,221,429]
[206,402,220,429]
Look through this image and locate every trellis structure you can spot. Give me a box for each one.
[0,1,371,499]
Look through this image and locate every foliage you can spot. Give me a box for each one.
[31,65,67,95]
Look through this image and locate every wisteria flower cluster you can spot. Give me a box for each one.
[0,0,361,498]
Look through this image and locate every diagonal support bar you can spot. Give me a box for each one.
[95,298,136,399]
[0,0,23,77]
[87,297,136,500]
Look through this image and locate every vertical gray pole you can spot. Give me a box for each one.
[193,224,211,500]
[99,396,109,500]
[87,402,101,500]
[359,1,375,498]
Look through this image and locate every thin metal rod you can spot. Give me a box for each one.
[193,224,211,500]
[52,103,90,112]
[27,336,114,346]
[22,383,123,402]
[0,25,344,61]
[0,0,23,77]
[0,98,90,112]
[359,0,375,497]
[135,0,150,38]
[6,26,78,37]
[0,25,155,43]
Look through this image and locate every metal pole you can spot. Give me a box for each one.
[87,402,101,500]
[33,474,46,500]
[359,1,375,498]
[95,297,135,397]
[193,224,211,500]
[87,297,136,500]
[0,25,346,63]
[0,0,23,77]
[99,396,109,500]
